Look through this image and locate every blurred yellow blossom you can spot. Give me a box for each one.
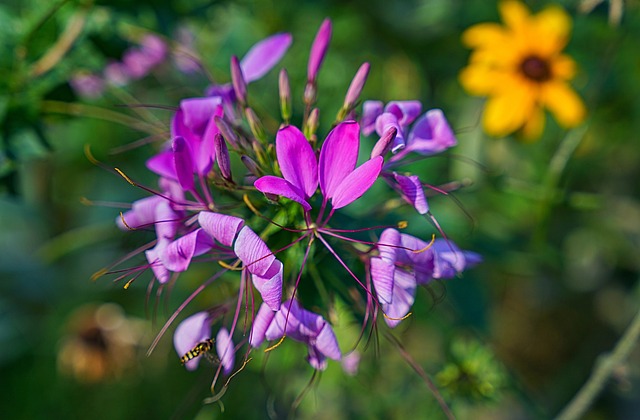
[460,1,586,139]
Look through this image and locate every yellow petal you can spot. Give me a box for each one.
[541,81,586,127]
[482,79,535,137]
[520,106,545,141]
[462,23,506,48]
[551,54,576,80]
[459,64,503,96]
[531,5,571,55]
[499,0,531,33]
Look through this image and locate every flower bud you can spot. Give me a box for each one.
[230,55,247,106]
[279,68,292,122]
[370,127,397,159]
[304,108,320,140]
[343,62,370,110]
[241,155,262,177]
[245,107,267,144]
[214,116,239,150]
[214,133,232,181]
[307,18,332,83]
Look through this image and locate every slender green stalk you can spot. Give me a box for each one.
[556,302,640,420]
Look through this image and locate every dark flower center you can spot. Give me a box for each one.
[520,56,552,82]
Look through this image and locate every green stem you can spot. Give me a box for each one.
[555,303,640,420]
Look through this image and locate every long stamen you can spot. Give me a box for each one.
[243,194,307,232]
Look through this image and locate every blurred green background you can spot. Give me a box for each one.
[1,0,639,418]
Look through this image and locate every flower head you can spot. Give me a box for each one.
[459,0,586,139]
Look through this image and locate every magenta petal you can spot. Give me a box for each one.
[194,105,224,174]
[241,33,293,83]
[385,100,422,127]
[216,328,235,375]
[180,97,223,136]
[371,257,395,304]
[318,121,360,200]
[405,109,457,155]
[307,18,332,82]
[249,303,276,348]
[174,311,212,371]
[393,173,429,214]
[383,269,416,328]
[234,226,276,277]
[331,156,383,209]
[173,137,195,191]
[198,212,244,247]
[146,150,177,181]
[276,125,318,198]
[315,323,341,361]
[254,176,312,211]
[159,228,213,272]
[251,259,283,311]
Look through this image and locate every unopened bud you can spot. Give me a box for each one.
[214,116,239,150]
[370,127,397,159]
[303,82,317,106]
[245,107,267,144]
[279,68,291,122]
[241,155,262,177]
[307,18,332,83]
[304,108,320,140]
[214,133,232,181]
[230,55,247,106]
[344,62,370,109]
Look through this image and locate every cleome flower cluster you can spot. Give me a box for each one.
[100,18,480,392]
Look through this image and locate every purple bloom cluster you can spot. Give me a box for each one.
[101,19,479,391]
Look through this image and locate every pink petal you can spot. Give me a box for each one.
[254,176,312,211]
[234,226,276,277]
[375,112,404,153]
[251,259,283,311]
[216,328,235,375]
[249,303,276,348]
[159,228,213,272]
[393,173,429,214]
[330,156,383,209]
[276,125,318,198]
[194,105,224,174]
[198,211,244,247]
[173,311,212,371]
[241,33,293,83]
[318,121,360,200]
[179,97,223,136]
[146,150,177,181]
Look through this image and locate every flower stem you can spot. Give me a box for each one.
[555,302,640,420]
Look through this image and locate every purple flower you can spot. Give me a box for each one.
[251,300,341,370]
[174,311,213,371]
[254,121,383,212]
[371,229,480,328]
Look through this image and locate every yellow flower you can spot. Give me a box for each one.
[459,1,586,139]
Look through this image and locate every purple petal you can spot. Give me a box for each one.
[265,300,302,340]
[216,328,235,375]
[342,351,360,376]
[172,137,194,191]
[234,226,276,277]
[174,311,212,371]
[430,239,480,280]
[194,105,224,174]
[145,245,170,284]
[198,212,244,247]
[370,127,397,159]
[241,33,293,83]
[159,228,214,272]
[146,150,177,181]
[405,109,457,156]
[117,196,164,230]
[153,200,180,241]
[251,259,283,311]
[318,121,360,200]
[249,303,276,348]
[276,125,318,198]
[362,100,384,136]
[392,173,429,214]
[385,100,422,127]
[377,228,400,263]
[371,257,395,304]
[180,97,223,136]
[383,268,416,328]
[254,176,312,211]
[315,322,341,361]
[307,348,328,371]
[307,18,332,82]
[330,156,383,209]
[375,112,405,153]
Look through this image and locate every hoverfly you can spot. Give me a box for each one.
[180,338,215,365]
